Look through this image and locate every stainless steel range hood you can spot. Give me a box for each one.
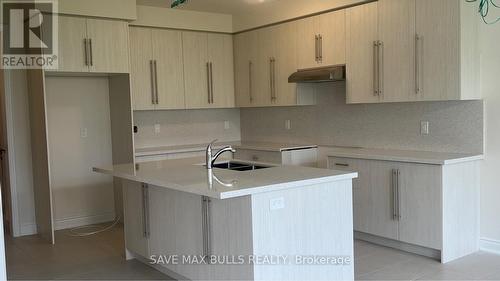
[288,65,346,83]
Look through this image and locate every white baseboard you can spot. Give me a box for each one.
[480,238,500,255]
[55,212,116,231]
[16,213,116,237]
[19,223,37,236]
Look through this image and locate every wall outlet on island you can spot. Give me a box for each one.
[270,197,285,211]
[224,121,230,130]
[421,121,430,135]
[154,124,161,134]
[285,120,292,130]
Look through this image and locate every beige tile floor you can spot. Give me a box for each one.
[5,224,500,280]
[6,224,172,280]
[355,240,500,280]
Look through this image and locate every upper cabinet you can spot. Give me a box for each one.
[346,0,479,104]
[183,32,235,109]
[129,27,185,111]
[345,2,379,104]
[86,19,130,73]
[234,21,319,108]
[297,10,346,69]
[48,15,129,74]
[415,0,479,101]
[130,28,234,111]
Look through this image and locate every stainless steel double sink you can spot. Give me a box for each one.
[212,161,271,171]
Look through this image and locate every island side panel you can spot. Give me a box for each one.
[209,195,254,280]
[441,161,480,263]
[250,180,355,281]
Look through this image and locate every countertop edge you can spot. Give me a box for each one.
[327,152,484,165]
[219,172,358,199]
[93,167,358,199]
[135,142,318,156]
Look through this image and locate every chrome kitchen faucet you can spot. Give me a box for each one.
[206,140,236,169]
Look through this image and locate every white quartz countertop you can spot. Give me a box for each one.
[135,141,318,157]
[93,157,357,199]
[324,146,484,165]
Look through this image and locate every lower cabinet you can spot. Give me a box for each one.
[123,180,150,258]
[234,147,318,167]
[328,156,479,263]
[135,150,206,163]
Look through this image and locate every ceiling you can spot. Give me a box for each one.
[136,0,280,15]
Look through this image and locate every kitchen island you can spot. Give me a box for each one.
[94,157,358,281]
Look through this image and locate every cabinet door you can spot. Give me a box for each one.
[416,0,460,101]
[123,180,149,258]
[329,157,372,233]
[345,2,380,104]
[329,157,398,239]
[296,16,318,69]
[183,32,210,109]
[318,10,346,66]
[398,163,442,250]
[253,28,276,107]
[207,33,235,108]
[273,22,298,106]
[378,0,416,102]
[152,29,185,110]
[52,15,88,72]
[234,32,258,107]
[86,18,130,73]
[129,27,155,110]
[148,186,178,272]
[367,160,399,240]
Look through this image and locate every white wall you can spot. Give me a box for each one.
[133,5,233,33]
[479,21,500,252]
[231,0,368,32]
[4,70,37,236]
[58,0,137,20]
[45,77,115,230]
[134,109,241,148]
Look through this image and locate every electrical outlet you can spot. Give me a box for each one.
[270,197,285,211]
[80,128,88,138]
[224,121,230,130]
[285,120,291,130]
[154,124,161,134]
[421,121,430,135]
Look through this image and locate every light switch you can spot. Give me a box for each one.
[421,121,429,135]
[270,197,285,211]
[154,124,161,134]
[80,128,88,138]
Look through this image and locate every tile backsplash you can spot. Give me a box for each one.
[134,108,241,148]
[241,83,484,154]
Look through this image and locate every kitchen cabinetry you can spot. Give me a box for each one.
[345,0,479,104]
[345,2,380,104]
[183,32,235,109]
[234,22,317,108]
[135,150,206,163]
[234,147,317,167]
[123,180,150,258]
[332,158,399,240]
[328,156,479,262]
[415,0,479,101]
[129,27,185,110]
[330,157,441,249]
[233,30,258,107]
[296,10,346,69]
[49,15,129,73]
